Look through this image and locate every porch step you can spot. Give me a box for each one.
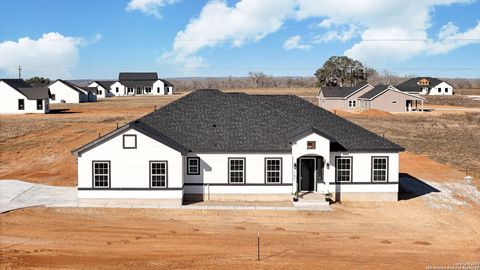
[294,193,329,208]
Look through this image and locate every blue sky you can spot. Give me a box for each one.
[0,0,479,79]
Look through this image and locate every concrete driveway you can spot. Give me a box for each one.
[0,180,77,213]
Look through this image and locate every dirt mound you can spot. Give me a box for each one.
[358,109,393,117]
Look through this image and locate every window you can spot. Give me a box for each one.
[51,94,56,101]
[150,161,167,188]
[307,141,316,149]
[336,157,352,182]
[36,100,43,110]
[98,90,102,95]
[145,86,152,93]
[18,99,24,110]
[123,134,137,149]
[187,157,200,175]
[157,87,160,93]
[438,88,441,93]
[228,158,245,183]
[372,157,388,182]
[348,100,356,108]
[116,87,119,93]
[128,87,133,93]
[445,88,448,93]
[392,100,397,104]
[265,158,282,183]
[93,161,110,188]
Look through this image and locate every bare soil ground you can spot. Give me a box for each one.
[1,89,480,269]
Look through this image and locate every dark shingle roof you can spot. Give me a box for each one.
[133,89,403,152]
[1,79,50,99]
[17,87,50,99]
[81,87,98,94]
[161,79,174,87]
[119,72,158,81]
[320,86,361,98]
[358,85,389,99]
[396,77,445,92]
[121,80,157,87]
[53,79,85,93]
[94,80,116,89]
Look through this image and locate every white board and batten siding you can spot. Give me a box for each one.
[88,82,109,98]
[184,153,293,195]
[427,82,454,95]
[77,128,183,200]
[108,81,125,96]
[0,81,49,114]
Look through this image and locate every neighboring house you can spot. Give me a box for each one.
[396,77,454,95]
[317,84,374,111]
[115,72,174,96]
[49,80,97,103]
[72,89,404,204]
[0,79,50,114]
[88,81,116,98]
[317,84,424,112]
[358,85,425,112]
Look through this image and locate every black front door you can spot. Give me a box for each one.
[300,158,315,191]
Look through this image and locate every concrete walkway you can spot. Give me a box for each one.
[0,180,331,213]
[0,180,78,213]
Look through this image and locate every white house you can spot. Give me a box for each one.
[72,89,403,205]
[396,77,454,95]
[49,80,97,103]
[88,81,116,98]
[0,79,50,114]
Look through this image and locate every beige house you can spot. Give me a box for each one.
[358,85,425,112]
[317,84,424,112]
[317,84,374,111]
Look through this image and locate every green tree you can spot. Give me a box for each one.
[25,77,51,87]
[314,56,376,87]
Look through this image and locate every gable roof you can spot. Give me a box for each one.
[396,77,448,92]
[93,80,116,89]
[1,79,50,100]
[81,87,98,94]
[161,79,174,87]
[50,79,88,94]
[359,85,425,100]
[132,90,403,152]
[318,84,371,99]
[119,72,158,81]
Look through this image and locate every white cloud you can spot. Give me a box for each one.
[283,35,311,50]
[165,0,479,70]
[163,0,296,69]
[428,21,480,54]
[314,24,359,43]
[0,32,99,79]
[126,0,179,18]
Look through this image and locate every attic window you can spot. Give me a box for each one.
[123,134,137,149]
[307,141,316,150]
[392,100,397,104]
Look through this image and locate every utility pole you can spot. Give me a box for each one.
[18,65,22,79]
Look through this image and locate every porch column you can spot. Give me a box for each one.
[421,100,424,112]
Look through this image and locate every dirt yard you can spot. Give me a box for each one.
[1,90,480,269]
